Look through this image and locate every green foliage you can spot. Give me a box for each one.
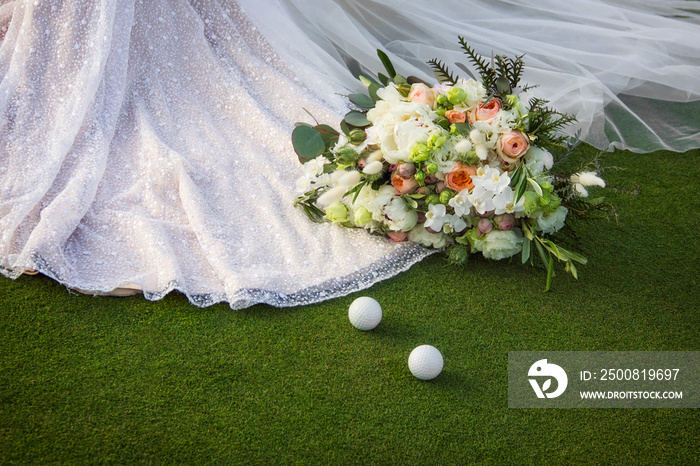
[526,97,578,150]
[428,58,459,85]
[291,125,326,162]
[458,36,498,91]
[1,149,699,465]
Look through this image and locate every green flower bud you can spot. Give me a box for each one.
[542,192,561,213]
[505,94,519,108]
[447,244,470,265]
[414,170,426,185]
[324,201,348,224]
[348,129,366,145]
[436,116,450,129]
[426,193,440,205]
[427,133,446,150]
[436,94,449,106]
[410,144,431,163]
[439,189,456,205]
[425,162,438,175]
[447,87,467,105]
[397,83,411,97]
[540,180,554,194]
[353,206,372,226]
[335,145,360,166]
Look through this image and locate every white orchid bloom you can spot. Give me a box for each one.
[443,214,468,234]
[424,204,448,232]
[467,186,496,215]
[493,186,525,215]
[448,190,473,217]
[482,167,511,193]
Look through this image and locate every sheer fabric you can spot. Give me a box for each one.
[0,0,698,308]
[249,0,700,153]
[0,0,433,308]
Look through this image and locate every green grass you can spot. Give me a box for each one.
[1,146,698,465]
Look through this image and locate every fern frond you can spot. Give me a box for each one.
[427,58,459,85]
[458,36,496,90]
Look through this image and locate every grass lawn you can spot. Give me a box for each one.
[1,146,698,465]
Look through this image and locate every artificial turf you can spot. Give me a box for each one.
[0,146,698,464]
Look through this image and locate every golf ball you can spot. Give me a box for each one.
[408,345,444,380]
[348,297,382,330]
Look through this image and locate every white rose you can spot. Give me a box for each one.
[455,79,487,107]
[368,185,395,222]
[393,118,433,157]
[384,197,418,232]
[474,229,523,260]
[533,206,568,234]
[408,225,447,249]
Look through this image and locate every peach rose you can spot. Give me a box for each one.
[408,83,435,108]
[387,231,409,242]
[497,130,530,164]
[445,110,466,124]
[467,98,502,123]
[391,170,419,194]
[444,163,477,192]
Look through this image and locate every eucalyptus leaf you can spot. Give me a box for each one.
[348,93,375,110]
[378,72,390,86]
[314,124,340,150]
[496,76,511,95]
[393,74,407,85]
[340,119,351,137]
[368,82,381,102]
[344,111,371,128]
[292,125,325,162]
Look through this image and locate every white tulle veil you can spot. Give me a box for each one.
[246,0,700,153]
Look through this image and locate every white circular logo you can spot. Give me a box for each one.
[528,359,568,398]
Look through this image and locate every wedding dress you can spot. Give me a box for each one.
[1,0,698,309]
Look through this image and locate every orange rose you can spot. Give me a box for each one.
[391,170,419,194]
[467,98,502,123]
[445,110,466,124]
[497,130,530,164]
[444,163,477,192]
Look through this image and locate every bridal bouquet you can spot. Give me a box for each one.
[293,39,610,289]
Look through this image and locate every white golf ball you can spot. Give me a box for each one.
[348,297,382,331]
[408,345,444,380]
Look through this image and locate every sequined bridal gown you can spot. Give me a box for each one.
[1,0,698,308]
